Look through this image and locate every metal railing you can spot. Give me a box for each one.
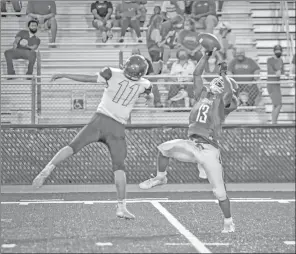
[1,74,295,125]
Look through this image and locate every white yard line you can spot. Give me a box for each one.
[151,201,211,253]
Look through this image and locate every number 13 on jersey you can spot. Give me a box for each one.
[196,104,210,123]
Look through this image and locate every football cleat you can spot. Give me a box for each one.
[222,219,235,233]
[32,164,55,189]
[116,206,135,220]
[139,175,168,189]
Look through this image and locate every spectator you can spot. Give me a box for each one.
[184,0,194,16]
[146,15,164,75]
[138,0,147,27]
[178,18,203,63]
[267,45,285,124]
[203,53,220,82]
[119,48,162,107]
[160,14,185,72]
[237,90,252,112]
[1,0,22,17]
[4,19,40,79]
[91,1,113,43]
[215,21,236,62]
[26,0,57,45]
[191,0,218,34]
[147,6,161,27]
[217,0,224,12]
[167,48,196,107]
[115,0,143,43]
[228,48,261,106]
[161,0,185,21]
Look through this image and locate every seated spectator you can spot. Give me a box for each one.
[26,0,57,45]
[203,53,220,82]
[160,14,185,72]
[147,6,161,27]
[178,18,203,63]
[91,1,113,43]
[237,90,252,112]
[215,21,236,62]
[184,0,194,16]
[138,0,147,27]
[167,48,196,107]
[146,15,164,74]
[115,0,143,43]
[161,0,185,21]
[4,19,40,79]
[267,45,285,124]
[191,0,218,34]
[228,48,261,107]
[1,0,22,17]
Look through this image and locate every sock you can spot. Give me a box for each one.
[118,200,126,209]
[224,217,233,224]
[219,197,231,219]
[156,171,167,178]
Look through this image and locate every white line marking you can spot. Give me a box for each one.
[278,200,290,203]
[232,198,271,200]
[1,199,295,205]
[20,199,64,201]
[84,201,94,205]
[151,201,211,253]
[1,219,12,222]
[95,242,113,246]
[165,243,229,246]
[284,241,295,245]
[1,244,16,248]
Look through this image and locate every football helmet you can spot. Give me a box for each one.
[123,55,148,81]
[209,77,224,94]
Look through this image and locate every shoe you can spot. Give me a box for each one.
[137,37,143,43]
[222,218,235,233]
[32,165,55,189]
[119,37,124,43]
[116,205,135,219]
[139,175,168,190]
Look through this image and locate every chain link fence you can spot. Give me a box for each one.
[1,125,295,185]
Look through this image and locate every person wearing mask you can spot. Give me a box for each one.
[203,53,220,82]
[228,48,260,106]
[147,6,161,27]
[267,45,285,124]
[215,21,236,62]
[4,19,41,79]
[167,48,195,107]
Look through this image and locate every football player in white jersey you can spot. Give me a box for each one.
[32,55,153,219]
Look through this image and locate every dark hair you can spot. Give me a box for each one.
[274,45,283,52]
[28,19,39,27]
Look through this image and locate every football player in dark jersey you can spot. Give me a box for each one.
[140,35,238,233]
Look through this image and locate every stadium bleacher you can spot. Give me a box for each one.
[0,0,295,125]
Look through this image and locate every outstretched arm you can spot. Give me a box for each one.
[51,74,98,83]
[193,52,211,99]
[219,62,233,106]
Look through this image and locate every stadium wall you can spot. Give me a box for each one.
[1,124,295,184]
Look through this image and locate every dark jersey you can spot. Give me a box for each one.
[91,1,112,18]
[188,87,238,147]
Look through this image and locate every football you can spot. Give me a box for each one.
[196,33,222,51]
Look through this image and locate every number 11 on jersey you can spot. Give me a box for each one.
[113,80,140,106]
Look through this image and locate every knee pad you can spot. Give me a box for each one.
[213,187,227,201]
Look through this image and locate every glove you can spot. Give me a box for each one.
[218,61,227,76]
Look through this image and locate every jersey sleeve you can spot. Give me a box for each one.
[96,67,112,83]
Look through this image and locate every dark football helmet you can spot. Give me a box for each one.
[123,55,148,81]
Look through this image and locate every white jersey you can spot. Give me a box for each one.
[96,67,151,125]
